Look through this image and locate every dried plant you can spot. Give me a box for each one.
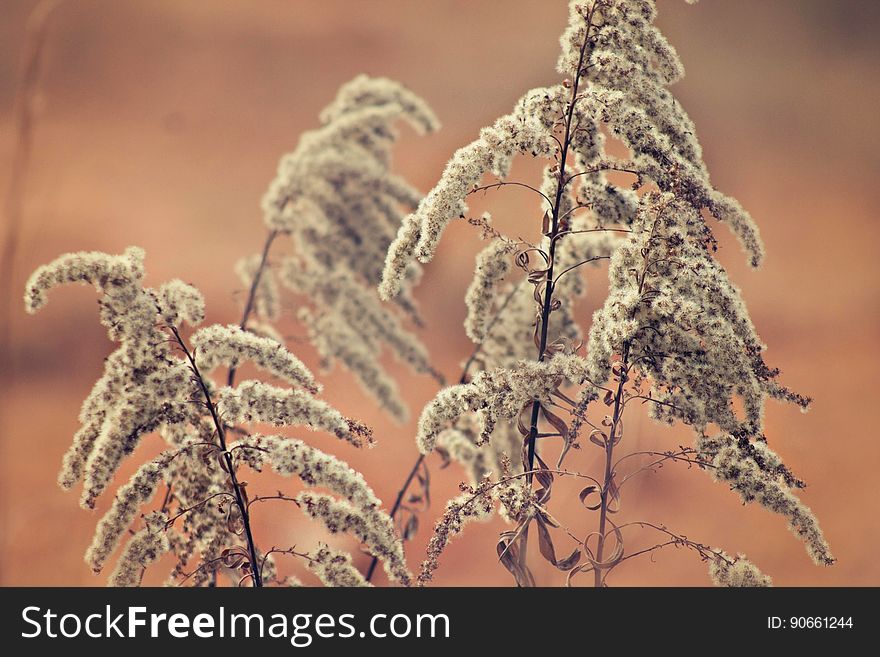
[23,245,401,586]
[24,0,833,589]
[380,0,832,586]
[238,75,443,422]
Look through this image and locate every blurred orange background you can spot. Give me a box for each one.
[1,0,878,587]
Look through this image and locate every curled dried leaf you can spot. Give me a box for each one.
[221,547,247,568]
[589,429,607,447]
[536,515,557,566]
[555,548,582,571]
[579,485,601,511]
[497,531,536,588]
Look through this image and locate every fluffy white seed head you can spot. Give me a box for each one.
[709,551,772,587]
[192,324,319,393]
[157,280,206,327]
[26,247,377,585]
[86,451,177,573]
[107,512,169,587]
[464,238,517,343]
[218,380,365,446]
[416,355,594,454]
[296,491,411,586]
[698,434,833,566]
[234,434,382,512]
[299,308,409,422]
[262,75,439,421]
[306,545,372,588]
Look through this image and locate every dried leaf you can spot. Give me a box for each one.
[606,474,621,514]
[536,516,557,566]
[556,548,582,571]
[402,513,419,541]
[225,504,245,536]
[534,453,554,491]
[528,268,548,285]
[497,534,536,588]
[517,403,532,437]
[436,446,452,469]
[220,547,246,568]
[579,485,601,511]
[565,564,586,586]
[541,405,569,438]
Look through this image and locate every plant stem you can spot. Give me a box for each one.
[364,453,425,582]
[524,5,595,481]
[369,7,600,586]
[227,229,279,387]
[171,326,263,587]
[592,212,661,586]
[516,6,598,584]
[593,343,628,588]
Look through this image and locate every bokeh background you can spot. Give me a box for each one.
[1,0,878,587]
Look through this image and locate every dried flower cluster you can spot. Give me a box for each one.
[381,0,831,587]
[25,246,405,586]
[235,434,410,584]
[249,75,442,422]
[709,552,772,588]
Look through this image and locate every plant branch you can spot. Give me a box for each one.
[468,180,554,209]
[591,210,665,587]
[525,3,596,483]
[227,228,280,387]
[170,326,264,587]
[364,453,426,582]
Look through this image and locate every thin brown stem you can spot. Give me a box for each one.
[495,5,598,586]
[525,4,596,482]
[259,546,311,582]
[591,209,665,587]
[364,453,425,582]
[593,346,628,587]
[552,254,609,287]
[170,326,264,587]
[469,180,554,209]
[227,229,280,387]
[247,493,301,512]
[157,229,280,529]
[164,491,236,529]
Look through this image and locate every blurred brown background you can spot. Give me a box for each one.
[1,0,878,586]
